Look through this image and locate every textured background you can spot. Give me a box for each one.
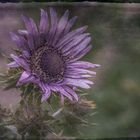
[0,3,140,139]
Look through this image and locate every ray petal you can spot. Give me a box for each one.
[66,36,91,57]
[64,16,77,35]
[48,8,58,44]
[39,83,51,102]
[56,26,87,49]
[7,61,19,68]
[68,45,92,62]
[53,10,69,46]
[59,88,73,101]
[68,61,101,69]
[39,9,49,33]
[10,54,30,71]
[65,78,94,89]
[17,71,36,86]
[63,86,78,101]
[62,33,90,53]
[10,32,29,51]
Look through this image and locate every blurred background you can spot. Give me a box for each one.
[0,0,140,3]
[0,2,140,139]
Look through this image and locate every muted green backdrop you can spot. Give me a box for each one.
[0,3,140,139]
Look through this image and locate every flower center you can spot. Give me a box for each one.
[30,45,65,83]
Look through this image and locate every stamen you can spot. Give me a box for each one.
[30,45,65,83]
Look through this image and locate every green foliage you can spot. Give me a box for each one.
[0,105,16,139]
[0,69,21,90]
[0,67,96,139]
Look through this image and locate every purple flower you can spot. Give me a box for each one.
[8,8,100,103]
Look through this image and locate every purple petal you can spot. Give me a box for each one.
[68,61,101,69]
[68,45,92,62]
[29,18,40,48]
[65,73,92,79]
[10,54,30,71]
[27,33,35,50]
[49,85,59,92]
[49,85,73,101]
[47,8,58,44]
[65,36,91,57]
[22,15,39,50]
[30,18,38,35]
[66,68,96,75]
[41,93,51,102]
[10,32,29,51]
[22,50,30,59]
[56,26,88,50]
[17,71,36,86]
[22,15,38,36]
[59,88,73,101]
[39,9,49,33]
[39,84,51,102]
[18,29,28,36]
[7,61,19,68]
[62,33,90,54]
[63,16,77,35]
[64,78,93,89]
[63,86,78,102]
[52,10,69,46]
[18,71,30,81]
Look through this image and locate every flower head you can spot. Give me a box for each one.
[8,8,100,102]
